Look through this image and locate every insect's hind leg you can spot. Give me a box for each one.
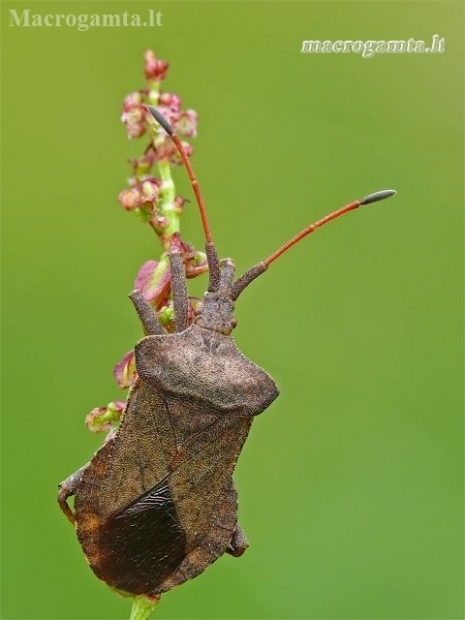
[168,246,189,333]
[152,524,248,596]
[57,464,88,525]
[227,524,249,557]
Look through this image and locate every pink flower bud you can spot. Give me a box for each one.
[168,232,187,253]
[113,350,136,389]
[121,97,147,139]
[123,91,143,111]
[150,214,169,232]
[155,140,193,165]
[129,152,156,179]
[144,49,169,81]
[141,180,159,203]
[126,122,146,139]
[119,179,160,211]
[118,187,142,210]
[134,260,171,306]
[158,93,182,112]
[173,196,188,213]
[134,260,158,290]
[175,109,198,138]
[186,251,208,278]
[86,400,126,433]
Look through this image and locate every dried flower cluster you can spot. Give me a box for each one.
[86,50,207,433]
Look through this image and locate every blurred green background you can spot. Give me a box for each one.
[1,1,463,619]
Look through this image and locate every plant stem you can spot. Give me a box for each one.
[129,595,159,620]
[158,158,179,240]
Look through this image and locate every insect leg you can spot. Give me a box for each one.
[129,290,164,335]
[168,246,189,333]
[227,524,249,557]
[57,464,88,525]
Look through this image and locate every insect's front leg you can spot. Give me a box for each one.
[57,464,88,525]
[227,524,249,557]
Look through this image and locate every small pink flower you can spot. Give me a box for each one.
[123,91,143,111]
[156,140,193,165]
[134,260,158,290]
[150,214,169,232]
[186,251,208,278]
[168,233,187,253]
[118,187,142,210]
[173,196,188,213]
[118,180,160,211]
[129,152,156,180]
[113,350,137,389]
[175,109,198,138]
[121,97,147,139]
[158,93,182,112]
[144,50,169,81]
[141,180,160,203]
[134,260,171,306]
[86,400,126,433]
[127,121,146,139]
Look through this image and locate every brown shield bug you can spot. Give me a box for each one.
[58,106,396,602]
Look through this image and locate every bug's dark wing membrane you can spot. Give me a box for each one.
[98,479,186,595]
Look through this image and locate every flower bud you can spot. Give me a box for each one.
[144,49,169,81]
[134,259,171,306]
[141,180,159,203]
[118,187,142,211]
[86,400,126,433]
[129,152,156,180]
[173,196,188,214]
[156,140,193,166]
[158,93,182,112]
[185,251,208,278]
[123,91,143,111]
[113,350,136,389]
[175,109,198,138]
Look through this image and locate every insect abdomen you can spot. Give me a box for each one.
[79,480,187,595]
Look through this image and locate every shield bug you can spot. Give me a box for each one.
[58,106,396,602]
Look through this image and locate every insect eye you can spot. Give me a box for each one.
[194,303,203,315]
[231,317,238,329]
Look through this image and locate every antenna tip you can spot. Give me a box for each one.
[147,105,174,135]
[360,189,397,206]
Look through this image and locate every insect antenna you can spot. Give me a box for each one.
[230,189,397,300]
[147,106,221,292]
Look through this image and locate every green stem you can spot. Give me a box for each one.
[129,595,159,620]
[158,158,180,238]
[147,83,180,239]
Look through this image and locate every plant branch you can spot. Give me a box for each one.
[129,595,159,620]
